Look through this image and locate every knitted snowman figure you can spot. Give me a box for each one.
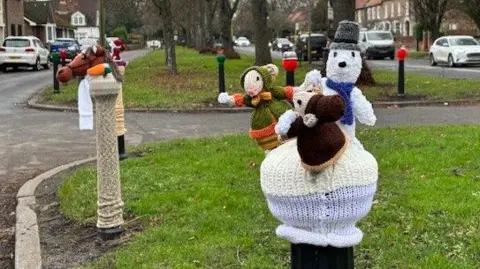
[260,21,378,248]
[320,21,376,149]
[218,64,315,151]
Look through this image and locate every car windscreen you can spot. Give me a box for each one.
[278,38,291,44]
[366,32,392,41]
[308,36,326,45]
[450,38,479,46]
[3,39,31,47]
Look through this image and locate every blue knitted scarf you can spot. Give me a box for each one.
[326,78,354,125]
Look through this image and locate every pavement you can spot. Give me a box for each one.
[1,47,480,268]
[234,46,480,80]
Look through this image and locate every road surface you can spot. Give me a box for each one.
[234,46,480,79]
[1,47,480,269]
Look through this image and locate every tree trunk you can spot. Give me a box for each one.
[219,0,234,51]
[330,0,355,30]
[251,0,272,65]
[161,0,177,74]
[205,0,217,48]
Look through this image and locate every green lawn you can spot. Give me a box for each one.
[40,48,480,109]
[59,125,480,269]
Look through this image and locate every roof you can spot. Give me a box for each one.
[356,0,383,9]
[24,1,55,25]
[54,13,75,29]
[52,0,98,27]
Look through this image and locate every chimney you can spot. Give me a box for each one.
[56,0,69,15]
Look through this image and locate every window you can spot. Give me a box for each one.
[397,2,401,16]
[17,25,22,36]
[47,26,53,41]
[11,24,16,36]
[74,16,78,25]
[405,1,409,15]
[395,22,401,34]
[377,6,380,19]
[78,16,84,25]
[3,39,30,47]
[391,3,394,18]
[372,7,376,19]
[384,5,388,18]
[367,8,370,20]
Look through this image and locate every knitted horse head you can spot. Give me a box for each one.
[56,44,122,83]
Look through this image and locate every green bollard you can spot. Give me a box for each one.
[216,53,226,93]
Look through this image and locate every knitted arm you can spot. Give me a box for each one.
[313,95,345,123]
[286,117,305,138]
[270,86,294,101]
[351,87,376,126]
[219,93,252,107]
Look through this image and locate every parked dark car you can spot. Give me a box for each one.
[271,38,294,52]
[49,38,81,62]
[295,33,328,61]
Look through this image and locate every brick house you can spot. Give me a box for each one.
[4,0,25,38]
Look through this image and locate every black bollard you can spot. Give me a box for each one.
[217,53,226,93]
[397,59,405,96]
[118,135,127,160]
[286,71,295,86]
[291,244,354,269]
[53,62,60,94]
[397,47,407,97]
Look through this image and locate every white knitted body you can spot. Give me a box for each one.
[260,138,378,247]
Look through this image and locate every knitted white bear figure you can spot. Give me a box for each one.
[260,20,378,248]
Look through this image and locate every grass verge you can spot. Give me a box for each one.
[59,125,480,268]
[40,48,480,109]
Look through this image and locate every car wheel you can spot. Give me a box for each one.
[448,54,456,67]
[33,58,41,71]
[42,61,51,70]
[0,65,6,72]
[429,53,437,66]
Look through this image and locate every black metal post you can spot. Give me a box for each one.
[53,63,60,94]
[291,244,354,269]
[61,58,66,67]
[286,71,295,86]
[217,54,226,93]
[118,135,127,160]
[398,60,405,96]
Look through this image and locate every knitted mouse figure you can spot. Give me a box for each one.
[259,21,378,248]
[275,91,348,172]
[218,64,312,151]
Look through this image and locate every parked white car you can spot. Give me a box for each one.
[235,37,251,47]
[429,35,480,67]
[147,40,161,49]
[0,36,50,72]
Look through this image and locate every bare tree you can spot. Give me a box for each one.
[151,0,178,74]
[251,0,272,65]
[411,0,450,41]
[458,0,480,32]
[219,0,241,51]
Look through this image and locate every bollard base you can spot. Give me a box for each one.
[97,226,124,241]
[118,135,128,160]
[291,243,354,269]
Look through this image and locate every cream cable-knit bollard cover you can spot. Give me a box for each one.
[115,66,126,137]
[89,73,124,229]
[260,138,378,247]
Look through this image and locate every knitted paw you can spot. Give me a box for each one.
[217,92,233,104]
[305,69,323,88]
[303,113,318,128]
[275,110,298,135]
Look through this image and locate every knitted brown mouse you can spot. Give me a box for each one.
[275,91,348,172]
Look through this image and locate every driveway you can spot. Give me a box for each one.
[1,48,480,269]
[234,46,480,79]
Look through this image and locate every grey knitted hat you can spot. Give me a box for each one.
[329,20,361,51]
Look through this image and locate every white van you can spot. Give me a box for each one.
[359,30,395,60]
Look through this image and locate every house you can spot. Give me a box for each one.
[4,0,25,38]
[52,0,99,40]
[355,0,478,37]
[0,0,5,43]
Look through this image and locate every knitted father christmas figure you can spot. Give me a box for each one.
[111,39,127,61]
[260,21,379,248]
